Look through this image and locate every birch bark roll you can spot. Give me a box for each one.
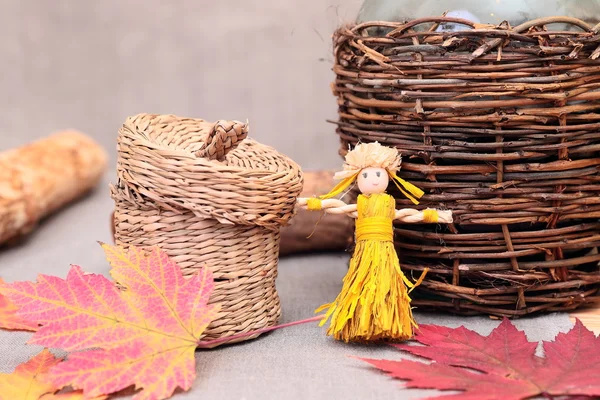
[0,131,107,245]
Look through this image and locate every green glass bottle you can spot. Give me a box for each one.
[358,0,600,28]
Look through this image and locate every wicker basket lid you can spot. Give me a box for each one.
[112,113,303,229]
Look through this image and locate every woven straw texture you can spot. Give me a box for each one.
[332,16,600,317]
[111,114,303,344]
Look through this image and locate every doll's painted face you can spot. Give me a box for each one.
[357,167,389,195]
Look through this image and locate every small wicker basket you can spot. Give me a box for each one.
[332,16,600,317]
[111,114,303,344]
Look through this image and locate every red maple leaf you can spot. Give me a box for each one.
[360,318,600,400]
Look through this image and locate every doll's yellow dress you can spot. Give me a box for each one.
[316,192,425,342]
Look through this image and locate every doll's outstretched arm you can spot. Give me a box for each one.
[297,197,358,218]
[394,208,453,224]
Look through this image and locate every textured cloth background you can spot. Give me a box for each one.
[0,1,574,399]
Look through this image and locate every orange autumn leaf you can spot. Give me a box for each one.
[0,349,98,400]
[0,278,37,331]
[0,349,60,400]
[2,244,219,400]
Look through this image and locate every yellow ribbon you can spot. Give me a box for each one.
[307,198,322,211]
[389,172,424,205]
[309,170,424,206]
[318,172,359,200]
[405,267,429,293]
[355,217,393,242]
[423,209,439,223]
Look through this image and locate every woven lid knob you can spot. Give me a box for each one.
[195,120,248,161]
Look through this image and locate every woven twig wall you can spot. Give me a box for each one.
[332,16,600,317]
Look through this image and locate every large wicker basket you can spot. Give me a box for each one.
[332,16,600,317]
[111,114,303,343]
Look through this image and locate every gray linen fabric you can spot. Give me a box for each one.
[0,1,574,399]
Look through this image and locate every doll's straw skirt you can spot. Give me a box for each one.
[111,114,303,344]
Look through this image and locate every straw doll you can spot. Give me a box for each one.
[297,142,452,342]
